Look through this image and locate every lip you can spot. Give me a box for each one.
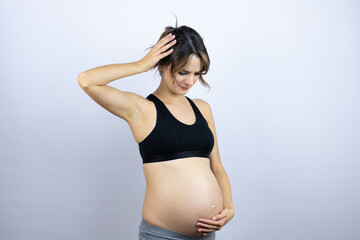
[179,85,189,90]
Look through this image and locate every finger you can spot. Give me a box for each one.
[198,219,221,227]
[155,33,175,50]
[159,39,176,54]
[197,222,219,230]
[157,48,174,60]
[198,228,215,233]
[160,40,176,54]
[213,212,227,221]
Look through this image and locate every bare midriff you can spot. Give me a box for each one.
[141,156,223,236]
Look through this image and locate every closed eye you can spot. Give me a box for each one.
[179,72,201,75]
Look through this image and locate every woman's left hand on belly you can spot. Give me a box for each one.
[196,208,235,236]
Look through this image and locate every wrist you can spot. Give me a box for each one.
[224,205,234,211]
[135,60,148,73]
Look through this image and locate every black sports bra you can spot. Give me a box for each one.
[138,93,214,164]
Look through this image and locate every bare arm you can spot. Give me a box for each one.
[77,61,146,87]
[77,33,177,123]
[77,61,148,123]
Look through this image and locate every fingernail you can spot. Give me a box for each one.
[212,217,216,220]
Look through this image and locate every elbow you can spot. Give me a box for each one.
[77,72,89,88]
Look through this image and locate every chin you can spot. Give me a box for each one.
[176,91,187,95]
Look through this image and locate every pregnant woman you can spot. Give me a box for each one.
[77,20,235,239]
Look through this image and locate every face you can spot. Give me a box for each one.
[162,54,202,94]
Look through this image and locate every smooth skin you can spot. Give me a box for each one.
[78,32,234,236]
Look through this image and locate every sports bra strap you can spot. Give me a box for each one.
[146,94,167,118]
[147,93,207,124]
[185,96,204,121]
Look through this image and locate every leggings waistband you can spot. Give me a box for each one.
[139,218,216,239]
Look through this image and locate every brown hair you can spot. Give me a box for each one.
[146,15,211,91]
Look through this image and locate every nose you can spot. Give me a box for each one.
[184,74,197,86]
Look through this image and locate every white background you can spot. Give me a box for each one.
[0,0,359,239]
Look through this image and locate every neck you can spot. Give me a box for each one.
[153,80,187,105]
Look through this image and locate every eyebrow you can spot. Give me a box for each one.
[182,69,202,73]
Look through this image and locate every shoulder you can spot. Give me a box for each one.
[192,98,211,110]
[191,98,213,123]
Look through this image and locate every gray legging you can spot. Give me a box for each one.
[139,218,216,240]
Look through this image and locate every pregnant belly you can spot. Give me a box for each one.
[141,157,224,236]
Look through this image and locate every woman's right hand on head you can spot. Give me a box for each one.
[138,33,177,72]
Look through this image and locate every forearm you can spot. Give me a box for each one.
[77,60,146,87]
[214,169,234,211]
